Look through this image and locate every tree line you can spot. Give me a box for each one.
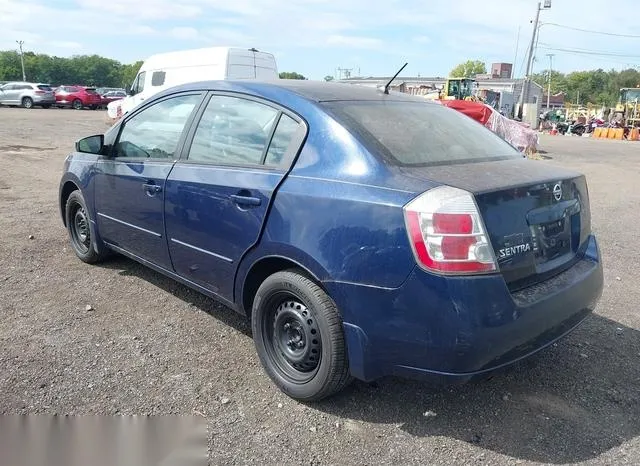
[0,50,311,88]
[531,68,640,107]
[3,49,636,107]
[0,50,143,88]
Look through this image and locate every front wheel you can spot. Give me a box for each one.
[72,99,83,110]
[22,97,33,109]
[252,270,352,401]
[65,190,108,264]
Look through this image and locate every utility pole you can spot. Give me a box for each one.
[16,40,26,81]
[519,1,552,112]
[546,53,554,110]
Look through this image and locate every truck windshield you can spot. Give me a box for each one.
[322,100,521,167]
[622,89,640,103]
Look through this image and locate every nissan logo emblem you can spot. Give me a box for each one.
[553,183,562,201]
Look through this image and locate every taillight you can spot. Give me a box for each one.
[403,186,497,274]
[35,91,45,95]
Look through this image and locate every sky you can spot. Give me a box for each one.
[1,0,640,81]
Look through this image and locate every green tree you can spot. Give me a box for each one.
[120,60,143,87]
[279,71,307,80]
[530,67,640,107]
[0,49,145,88]
[0,51,23,81]
[450,60,487,78]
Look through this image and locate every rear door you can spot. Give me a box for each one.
[164,92,306,301]
[94,91,204,269]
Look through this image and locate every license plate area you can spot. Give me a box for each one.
[532,217,572,263]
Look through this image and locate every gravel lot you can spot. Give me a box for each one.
[1,107,639,465]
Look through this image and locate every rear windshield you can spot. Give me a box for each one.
[85,88,97,93]
[322,100,521,166]
[37,84,52,91]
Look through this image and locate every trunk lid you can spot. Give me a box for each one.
[397,159,591,290]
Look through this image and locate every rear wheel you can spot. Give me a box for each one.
[72,99,83,110]
[22,97,33,109]
[251,270,352,401]
[65,190,108,264]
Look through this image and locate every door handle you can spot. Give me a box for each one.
[142,182,162,194]
[230,194,261,207]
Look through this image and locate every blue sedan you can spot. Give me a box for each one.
[59,80,603,401]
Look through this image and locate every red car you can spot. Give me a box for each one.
[55,85,102,110]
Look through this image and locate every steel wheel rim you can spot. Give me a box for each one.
[23,99,32,108]
[71,203,90,253]
[262,292,322,383]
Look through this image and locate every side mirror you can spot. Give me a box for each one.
[127,86,136,96]
[75,134,104,154]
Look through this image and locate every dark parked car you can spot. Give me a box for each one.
[59,80,603,401]
[55,85,102,109]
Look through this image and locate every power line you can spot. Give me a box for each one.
[542,22,640,39]
[538,43,640,59]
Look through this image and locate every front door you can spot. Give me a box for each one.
[0,84,19,105]
[164,93,306,301]
[94,92,203,269]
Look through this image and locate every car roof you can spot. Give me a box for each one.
[168,79,431,103]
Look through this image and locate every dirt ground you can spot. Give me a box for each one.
[1,107,639,465]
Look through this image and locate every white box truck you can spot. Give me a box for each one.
[107,46,279,120]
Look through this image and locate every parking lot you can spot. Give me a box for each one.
[1,107,639,465]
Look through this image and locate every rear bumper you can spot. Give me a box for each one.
[325,234,603,383]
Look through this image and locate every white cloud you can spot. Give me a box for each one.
[169,27,201,41]
[326,35,383,49]
[50,41,83,49]
[413,36,432,44]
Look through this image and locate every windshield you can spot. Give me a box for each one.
[322,100,521,167]
[622,89,640,103]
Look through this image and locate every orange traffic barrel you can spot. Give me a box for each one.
[629,128,640,141]
[593,127,602,138]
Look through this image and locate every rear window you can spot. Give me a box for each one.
[85,88,97,93]
[322,100,521,166]
[37,84,52,91]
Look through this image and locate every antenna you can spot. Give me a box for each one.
[384,62,408,94]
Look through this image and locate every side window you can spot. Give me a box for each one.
[188,95,279,165]
[114,93,201,159]
[131,71,146,95]
[264,114,301,166]
[151,71,166,87]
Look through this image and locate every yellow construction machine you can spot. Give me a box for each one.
[423,77,480,102]
[613,86,640,127]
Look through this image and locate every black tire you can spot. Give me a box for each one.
[72,99,83,110]
[22,97,33,109]
[252,270,352,401]
[65,190,108,264]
